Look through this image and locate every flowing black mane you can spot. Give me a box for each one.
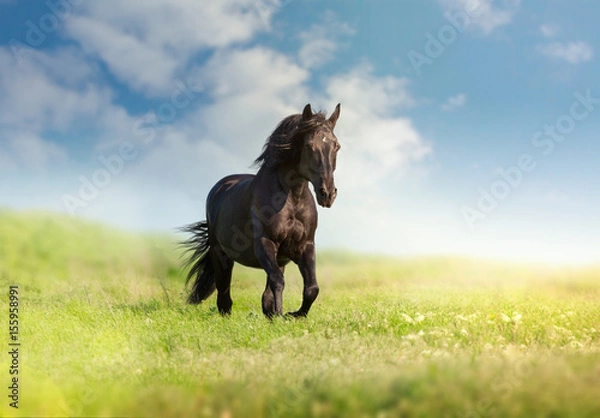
[254,111,329,170]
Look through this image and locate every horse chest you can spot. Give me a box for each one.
[274,214,311,253]
[284,218,306,242]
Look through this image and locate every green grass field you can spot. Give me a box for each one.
[1,210,599,417]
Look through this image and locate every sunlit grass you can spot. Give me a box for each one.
[0,210,599,417]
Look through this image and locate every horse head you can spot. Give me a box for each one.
[297,103,341,208]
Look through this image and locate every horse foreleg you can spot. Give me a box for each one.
[288,242,319,318]
[261,282,275,316]
[255,236,285,317]
[261,265,285,317]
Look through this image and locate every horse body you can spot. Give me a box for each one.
[182,103,341,317]
[207,174,261,268]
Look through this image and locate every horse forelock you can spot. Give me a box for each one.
[254,111,328,170]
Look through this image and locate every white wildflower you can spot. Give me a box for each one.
[401,313,414,324]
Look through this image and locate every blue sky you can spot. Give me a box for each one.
[1,0,598,264]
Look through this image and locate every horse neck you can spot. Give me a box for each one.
[275,164,309,200]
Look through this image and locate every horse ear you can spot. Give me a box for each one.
[328,103,341,128]
[302,104,313,121]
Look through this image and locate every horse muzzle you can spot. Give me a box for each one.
[316,184,338,208]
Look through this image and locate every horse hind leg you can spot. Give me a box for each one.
[210,245,234,315]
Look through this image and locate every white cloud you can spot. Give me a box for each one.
[439,0,521,34]
[200,47,308,100]
[191,47,309,157]
[75,45,309,227]
[140,59,429,203]
[324,63,416,118]
[0,131,67,173]
[92,53,432,232]
[0,46,111,132]
[538,41,594,64]
[65,0,281,96]
[324,65,430,190]
[67,16,179,95]
[540,24,559,39]
[0,44,159,190]
[312,65,433,254]
[441,93,467,111]
[0,44,149,156]
[297,11,354,69]
[82,129,250,230]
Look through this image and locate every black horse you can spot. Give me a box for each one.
[181,103,341,317]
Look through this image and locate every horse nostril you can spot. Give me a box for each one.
[318,187,327,198]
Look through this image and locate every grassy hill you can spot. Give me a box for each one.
[0,210,599,417]
[0,209,179,280]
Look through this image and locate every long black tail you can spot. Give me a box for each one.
[179,221,216,304]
